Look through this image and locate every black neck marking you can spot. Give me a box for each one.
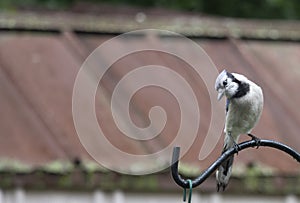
[226,71,249,98]
[232,82,250,99]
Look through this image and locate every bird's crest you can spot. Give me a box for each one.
[215,69,228,90]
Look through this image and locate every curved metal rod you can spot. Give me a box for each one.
[171,139,300,189]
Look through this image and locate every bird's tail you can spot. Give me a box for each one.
[216,134,238,191]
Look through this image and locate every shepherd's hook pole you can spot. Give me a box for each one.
[171,139,300,189]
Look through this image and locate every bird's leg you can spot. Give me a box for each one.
[248,133,261,149]
[228,132,240,154]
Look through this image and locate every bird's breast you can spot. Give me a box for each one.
[225,95,263,135]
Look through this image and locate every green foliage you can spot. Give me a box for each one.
[200,0,300,19]
[0,0,75,10]
[1,0,300,19]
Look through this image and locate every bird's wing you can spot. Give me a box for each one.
[226,99,230,114]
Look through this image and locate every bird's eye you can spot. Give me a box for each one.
[223,80,228,86]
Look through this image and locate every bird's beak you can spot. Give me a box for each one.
[217,89,225,100]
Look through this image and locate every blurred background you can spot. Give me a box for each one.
[1,0,300,19]
[0,0,300,202]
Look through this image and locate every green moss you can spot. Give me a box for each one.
[178,163,201,177]
[100,173,116,190]
[41,160,74,174]
[119,176,132,189]
[260,177,275,194]
[82,160,108,173]
[85,171,95,186]
[0,174,13,188]
[34,171,47,189]
[243,163,274,193]
[58,174,72,188]
[118,175,158,191]
[297,176,300,194]
[0,159,32,173]
[282,175,300,195]
[133,176,158,191]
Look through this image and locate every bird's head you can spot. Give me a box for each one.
[215,70,247,100]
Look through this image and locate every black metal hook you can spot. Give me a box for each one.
[171,139,300,189]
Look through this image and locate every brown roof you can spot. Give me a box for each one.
[0,11,299,192]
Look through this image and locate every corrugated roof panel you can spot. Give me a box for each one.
[0,63,67,164]
[0,34,88,163]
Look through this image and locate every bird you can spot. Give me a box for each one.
[214,69,264,191]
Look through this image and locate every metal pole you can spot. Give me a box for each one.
[171,139,300,189]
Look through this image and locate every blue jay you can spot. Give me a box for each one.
[215,70,264,191]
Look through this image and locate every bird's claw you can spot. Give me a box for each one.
[233,142,241,154]
[248,134,261,149]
